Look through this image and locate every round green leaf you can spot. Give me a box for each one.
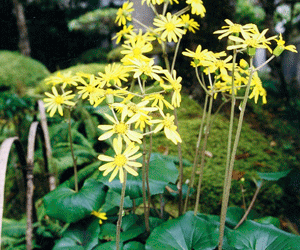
[44,179,107,223]
[53,218,100,250]
[228,220,300,249]
[124,241,145,250]
[225,207,259,228]
[97,153,178,199]
[145,211,219,250]
[255,216,280,228]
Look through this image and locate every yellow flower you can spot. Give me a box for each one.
[129,58,163,81]
[98,112,143,144]
[77,74,103,105]
[180,14,200,34]
[91,210,107,225]
[134,112,153,131]
[228,27,276,54]
[121,39,153,65]
[113,100,157,118]
[115,1,134,26]
[142,0,164,6]
[213,19,255,40]
[182,45,213,67]
[112,24,134,44]
[273,33,298,56]
[98,137,142,183]
[161,70,182,108]
[143,93,174,110]
[44,71,79,88]
[249,72,267,104]
[124,29,156,45]
[153,12,185,43]
[186,0,206,17]
[152,109,182,145]
[93,88,127,107]
[98,63,129,87]
[202,54,233,76]
[44,86,75,117]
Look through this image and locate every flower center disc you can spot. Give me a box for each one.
[54,96,64,104]
[114,154,127,167]
[114,123,127,134]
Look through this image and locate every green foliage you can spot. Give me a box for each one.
[227,220,300,249]
[52,218,100,250]
[68,8,118,35]
[146,211,220,250]
[0,50,50,94]
[43,179,107,223]
[235,0,265,30]
[97,153,179,199]
[152,94,288,216]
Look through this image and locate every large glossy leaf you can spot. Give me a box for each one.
[53,218,100,250]
[145,211,219,250]
[98,214,145,243]
[97,153,178,199]
[225,207,259,228]
[44,179,107,223]
[228,220,300,250]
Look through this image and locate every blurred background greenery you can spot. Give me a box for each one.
[2,0,300,242]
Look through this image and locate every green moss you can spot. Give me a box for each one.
[0,50,50,95]
[152,94,287,216]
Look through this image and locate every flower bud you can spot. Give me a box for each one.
[273,45,284,57]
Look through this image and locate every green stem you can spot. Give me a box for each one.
[142,132,150,232]
[67,109,78,192]
[171,37,182,73]
[194,94,214,215]
[234,181,263,230]
[146,128,153,219]
[116,171,127,250]
[218,57,254,250]
[173,107,184,215]
[183,94,208,213]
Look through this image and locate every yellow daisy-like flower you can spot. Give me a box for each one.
[202,55,233,76]
[77,74,103,105]
[134,112,153,131]
[153,12,185,43]
[142,0,164,6]
[115,1,134,26]
[152,109,182,145]
[44,86,75,117]
[180,14,200,34]
[44,71,79,89]
[93,88,127,107]
[121,39,153,65]
[161,70,182,108]
[113,100,157,118]
[186,0,206,17]
[249,72,267,104]
[273,33,298,56]
[182,45,214,67]
[129,58,163,81]
[98,63,129,87]
[143,93,174,110]
[228,27,276,54]
[124,29,156,45]
[98,137,142,183]
[213,19,255,40]
[112,24,134,44]
[91,210,107,225]
[98,111,143,144]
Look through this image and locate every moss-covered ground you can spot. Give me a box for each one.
[152,91,291,216]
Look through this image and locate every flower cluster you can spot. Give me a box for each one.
[44,1,297,184]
